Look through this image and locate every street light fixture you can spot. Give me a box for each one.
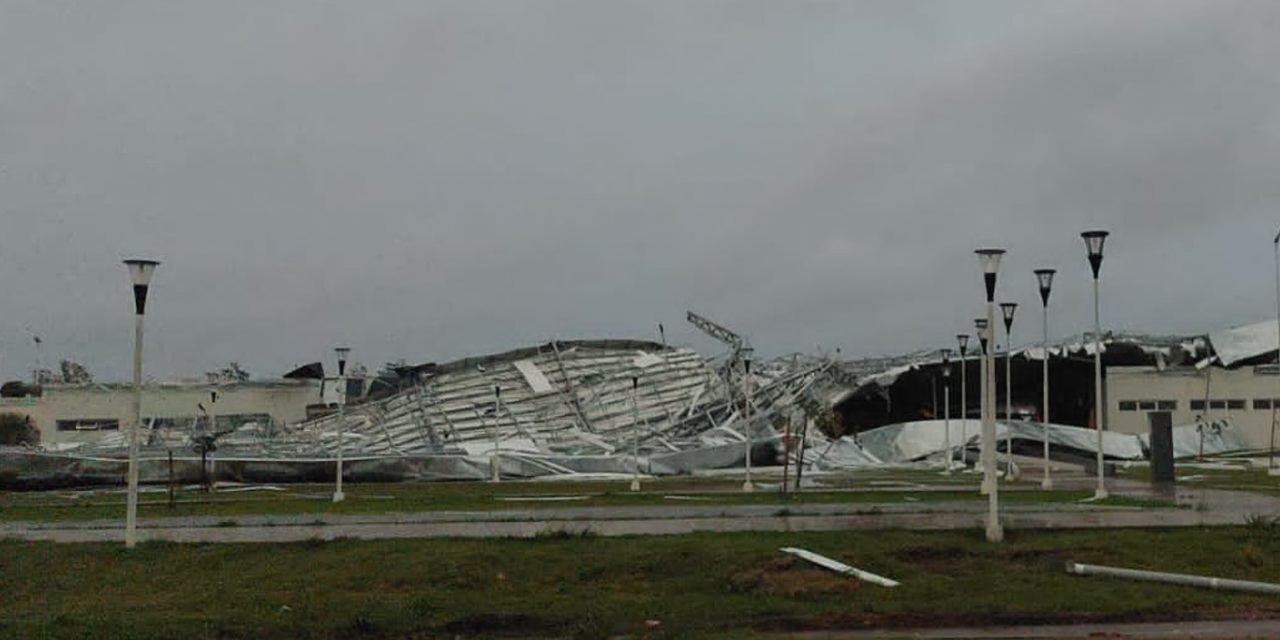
[332,346,350,503]
[1081,230,1110,500]
[941,348,953,474]
[1000,301,1018,480]
[975,248,1005,543]
[956,333,970,467]
[123,259,159,550]
[1034,268,1057,489]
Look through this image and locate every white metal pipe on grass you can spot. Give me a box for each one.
[1067,562,1280,596]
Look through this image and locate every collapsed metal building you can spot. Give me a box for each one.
[0,314,1262,489]
[835,333,1211,433]
[0,312,859,487]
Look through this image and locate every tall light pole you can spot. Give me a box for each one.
[332,346,350,503]
[1082,230,1110,500]
[956,333,970,467]
[1000,302,1018,480]
[492,385,503,483]
[123,258,159,550]
[975,317,990,494]
[976,248,1005,543]
[1034,269,1057,489]
[941,349,953,474]
[741,351,755,493]
[1273,232,1280,476]
[631,376,642,491]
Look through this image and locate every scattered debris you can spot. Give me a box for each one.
[779,547,900,588]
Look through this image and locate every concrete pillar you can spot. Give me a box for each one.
[1148,411,1175,486]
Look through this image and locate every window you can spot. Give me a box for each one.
[1191,399,1206,411]
[1157,400,1177,411]
[1210,400,1226,410]
[1138,401,1156,411]
[1227,399,1246,410]
[1256,399,1272,410]
[1119,401,1138,412]
[56,419,120,432]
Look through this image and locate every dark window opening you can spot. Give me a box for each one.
[56,419,120,432]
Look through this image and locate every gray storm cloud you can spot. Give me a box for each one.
[1,0,1277,380]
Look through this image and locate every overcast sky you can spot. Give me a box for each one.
[2,0,1278,381]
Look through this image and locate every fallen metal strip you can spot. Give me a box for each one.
[780,547,900,587]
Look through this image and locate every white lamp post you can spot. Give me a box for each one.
[631,376,642,492]
[492,385,503,483]
[975,317,990,494]
[956,333,969,468]
[1000,301,1018,480]
[1272,232,1280,476]
[1082,230,1110,500]
[1034,268,1057,489]
[123,259,159,549]
[741,350,755,493]
[332,346,350,503]
[976,248,1005,543]
[941,349,953,474]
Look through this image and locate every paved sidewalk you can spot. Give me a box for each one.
[4,477,1277,543]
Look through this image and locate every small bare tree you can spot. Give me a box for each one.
[59,359,93,384]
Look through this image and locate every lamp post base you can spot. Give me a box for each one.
[741,480,755,493]
[630,478,641,492]
[1041,476,1054,490]
[1094,487,1109,500]
[985,521,1004,543]
[332,491,345,503]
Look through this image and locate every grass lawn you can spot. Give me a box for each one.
[1116,463,1280,494]
[0,476,1166,523]
[1,527,1278,639]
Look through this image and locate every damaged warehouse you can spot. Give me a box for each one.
[0,328,857,487]
[1,316,1274,489]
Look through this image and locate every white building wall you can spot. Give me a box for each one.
[0,380,322,445]
[1107,365,1280,448]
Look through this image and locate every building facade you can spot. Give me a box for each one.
[0,380,322,446]
[1106,365,1280,448]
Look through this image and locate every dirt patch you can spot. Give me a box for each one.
[729,557,862,597]
[780,609,1280,631]
[442,613,563,635]
[891,545,974,567]
[893,545,1075,569]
